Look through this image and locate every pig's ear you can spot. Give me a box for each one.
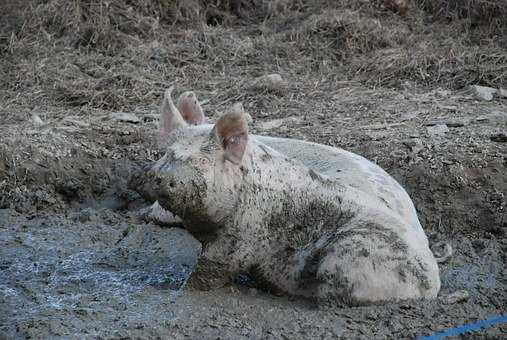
[159,86,188,141]
[177,91,206,125]
[213,103,249,164]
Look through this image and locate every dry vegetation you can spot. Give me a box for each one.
[0,0,505,113]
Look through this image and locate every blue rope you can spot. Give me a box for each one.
[417,314,507,339]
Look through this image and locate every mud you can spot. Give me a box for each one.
[0,86,506,339]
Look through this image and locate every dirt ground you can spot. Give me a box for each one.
[1,84,505,339]
[1,0,506,339]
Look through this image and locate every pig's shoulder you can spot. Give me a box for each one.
[254,135,372,179]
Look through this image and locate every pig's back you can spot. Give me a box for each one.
[256,135,423,232]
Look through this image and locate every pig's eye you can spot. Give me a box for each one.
[191,157,209,167]
[228,136,239,145]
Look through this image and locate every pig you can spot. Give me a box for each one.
[131,86,441,306]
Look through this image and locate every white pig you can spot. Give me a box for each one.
[132,87,441,305]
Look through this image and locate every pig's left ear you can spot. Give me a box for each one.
[177,91,206,125]
[213,103,249,164]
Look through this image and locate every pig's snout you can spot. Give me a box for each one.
[128,165,171,204]
[168,179,176,188]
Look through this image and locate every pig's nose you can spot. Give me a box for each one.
[154,175,163,186]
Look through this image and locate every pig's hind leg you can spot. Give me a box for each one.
[310,221,439,305]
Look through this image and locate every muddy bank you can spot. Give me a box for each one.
[0,207,505,339]
[0,85,506,338]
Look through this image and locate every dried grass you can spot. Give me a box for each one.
[0,0,505,112]
[415,0,507,22]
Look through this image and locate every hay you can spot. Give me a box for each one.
[353,44,507,88]
[0,0,505,113]
[415,0,507,23]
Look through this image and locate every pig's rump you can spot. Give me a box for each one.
[251,135,439,303]
[256,135,422,232]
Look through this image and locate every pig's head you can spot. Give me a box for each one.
[147,87,250,234]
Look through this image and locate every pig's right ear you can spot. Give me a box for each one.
[213,103,249,165]
[159,86,188,141]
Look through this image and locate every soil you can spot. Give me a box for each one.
[0,0,506,338]
[0,85,505,339]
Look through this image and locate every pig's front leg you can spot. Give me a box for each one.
[187,257,234,291]
[185,226,262,291]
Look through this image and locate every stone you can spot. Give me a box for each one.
[427,124,449,136]
[490,133,507,143]
[445,120,466,128]
[425,119,466,128]
[252,73,287,92]
[403,139,423,154]
[444,290,470,304]
[62,117,90,128]
[499,88,507,98]
[31,114,44,126]
[469,85,497,101]
[475,111,507,124]
[437,105,458,111]
[110,112,141,123]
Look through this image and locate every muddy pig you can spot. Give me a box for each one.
[131,87,441,306]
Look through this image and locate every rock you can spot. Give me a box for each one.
[259,118,285,130]
[258,117,301,131]
[469,85,497,101]
[110,112,141,124]
[475,111,507,124]
[427,124,449,136]
[31,114,44,126]
[252,73,287,92]
[490,133,507,143]
[445,120,466,128]
[150,46,168,63]
[437,105,458,111]
[425,119,466,128]
[499,88,507,98]
[444,290,470,304]
[475,115,488,122]
[62,117,90,128]
[142,113,160,122]
[432,241,453,263]
[403,139,423,154]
